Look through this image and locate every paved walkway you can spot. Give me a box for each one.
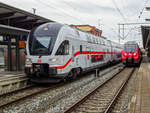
[129,56,150,113]
[0,71,24,78]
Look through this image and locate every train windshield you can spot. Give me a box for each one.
[124,44,137,53]
[29,23,63,55]
[31,36,51,54]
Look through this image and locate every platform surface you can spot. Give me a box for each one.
[0,71,24,78]
[129,56,150,113]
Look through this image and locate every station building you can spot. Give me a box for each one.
[0,2,54,71]
[71,25,102,37]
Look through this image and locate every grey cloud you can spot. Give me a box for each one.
[63,1,117,15]
[118,0,144,17]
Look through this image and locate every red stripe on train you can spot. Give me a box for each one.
[49,51,121,69]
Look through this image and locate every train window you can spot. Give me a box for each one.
[99,39,101,45]
[95,38,98,44]
[55,40,69,55]
[103,40,105,45]
[104,41,107,46]
[86,35,91,43]
[75,30,80,37]
[29,23,63,55]
[101,40,104,45]
[92,37,96,44]
[99,39,101,44]
[124,44,137,52]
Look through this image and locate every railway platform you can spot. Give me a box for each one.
[0,71,29,94]
[0,71,24,78]
[129,55,150,113]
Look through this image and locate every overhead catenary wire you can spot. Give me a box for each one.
[111,0,141,41]
[35,0,87,24]
[111,0,127,22]
[114,0,150,42]
[138,0,150,19]
[61,0,77,11]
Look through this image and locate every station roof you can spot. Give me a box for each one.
[141,26,150,49]
[0,24,29,36]
[0,2,54,30]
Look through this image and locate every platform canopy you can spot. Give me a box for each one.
[0,2,54,30]
[141,26,150,49]
[0,24,29,36]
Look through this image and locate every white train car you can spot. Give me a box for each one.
[25,23,122,83]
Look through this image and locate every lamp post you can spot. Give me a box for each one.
[32,8,36,14]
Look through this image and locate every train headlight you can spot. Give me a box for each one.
[50,58,57,62]
[133,53,136,56]
[124,53,127,56]
[25,58,32,64]
[26,58,31,62]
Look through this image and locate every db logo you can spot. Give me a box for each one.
[37,59,42,63]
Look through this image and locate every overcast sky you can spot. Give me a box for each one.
[1,0,150,46]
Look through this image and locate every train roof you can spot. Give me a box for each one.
[124,41,138,45]
[33,22,122,48]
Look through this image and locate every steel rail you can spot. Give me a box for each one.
[0,84,34,97]
[0,82,65,108]
[0,63,123,109]
[104,68,135,113]
[0,67,101,108]
[63,67,126,113]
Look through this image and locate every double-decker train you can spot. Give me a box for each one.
[25,23,122,83]
[122,41,142,66]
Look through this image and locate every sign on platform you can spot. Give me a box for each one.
[19,41,26,48]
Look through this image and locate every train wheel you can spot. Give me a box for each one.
[76,68,82,76]
[72,69,77,80]
[63,78,67,82]
[67,70,75,81]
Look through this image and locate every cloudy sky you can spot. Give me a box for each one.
[1,0,150,46]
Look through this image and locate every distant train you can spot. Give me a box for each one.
[25,22,122,83]
[122,41,142,66]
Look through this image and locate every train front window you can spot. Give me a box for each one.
[124,44,137,53]
[29,23,63,55]
[31,36,51,54]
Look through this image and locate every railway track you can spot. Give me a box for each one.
[0,72,95,109]
[0,64,123,113]
[109,68,139,113]
[63,67,135,113]
[0,84,62,108]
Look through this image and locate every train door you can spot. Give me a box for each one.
[63,40,70,72]
[71,44,77,70]
[76,45,82,67]
[85,46,91,67]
